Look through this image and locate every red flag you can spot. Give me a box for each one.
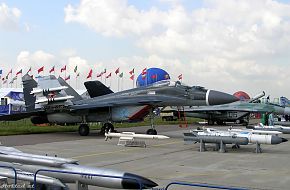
[130,75,134,80]
[178,74,182,80]
[27,67,32,73]
[106,72,112,78]
[49,66,55,73]
[61,65,66,72]
[97,73,102,78]
[38,66,44,74]
[141,68,147,75]
[115,68,120,75]
[87,69,92,79]
[16,69,22,75]
[65,75,70,81]
[151,74,157,79]
[129,68,134,75]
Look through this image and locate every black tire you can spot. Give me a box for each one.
[146,129,157,135]
[216,121,224,125]
[208,120,215,125]
[79,124,90,136]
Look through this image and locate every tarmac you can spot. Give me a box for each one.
[1,123,290,190]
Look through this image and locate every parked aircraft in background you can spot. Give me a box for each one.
[0,74,238,136]
[164,92,290,125]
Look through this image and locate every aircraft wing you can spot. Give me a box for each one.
[0,168,66,187]
[71,95,185,111]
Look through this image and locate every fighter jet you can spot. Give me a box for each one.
[0,146,157,189]
[166,92,290,125]
[0,74,238,136]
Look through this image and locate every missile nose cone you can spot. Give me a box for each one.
[207,90,239,106]
[282,138,288,142]
[271,136,283,144]
[122,173,158,189]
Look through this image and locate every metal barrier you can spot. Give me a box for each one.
[165,182,248,190]
[0,165,17,190]
[34,169,143,190]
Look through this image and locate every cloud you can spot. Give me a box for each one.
[64,0,167,37]
[0,3,21,31]
[63,0,290,97]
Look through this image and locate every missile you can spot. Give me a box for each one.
[236,132,287,144]
[35,95,75,104]
[184,132,249,145]
[249,91,265,103]
[31,86,68,95]
[250,124,290,134]
[105,132,170,140]
[0,146,158,189]
[229,128,282,135]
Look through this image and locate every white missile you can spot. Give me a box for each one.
[31,86,68,94]
[35,95,74,104]
[105,132,170,141]
[0,146,158,189]
[228,128,282,135]
[251,123,290,134]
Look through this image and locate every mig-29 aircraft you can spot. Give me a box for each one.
[0,74,238,136]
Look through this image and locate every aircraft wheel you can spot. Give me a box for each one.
[216,121,224,125]
[235,119,241,124]
[146,129,157,135]
[208,120,215,125]
[79,124,90,136]
[232,144,240,149]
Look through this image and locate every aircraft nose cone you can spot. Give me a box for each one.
[207,90,239,106]
[271,136,283,144]
[122,173,158,189]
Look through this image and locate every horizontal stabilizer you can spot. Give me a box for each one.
[84,80,113,98]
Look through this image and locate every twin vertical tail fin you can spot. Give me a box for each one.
[84,80,113,98]
[22,74,37,112]
[57,77,83,101]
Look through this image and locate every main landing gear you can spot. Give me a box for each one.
[79,124,90,136]
[146,108,157,135]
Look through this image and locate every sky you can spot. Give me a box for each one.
[0,0,290,98]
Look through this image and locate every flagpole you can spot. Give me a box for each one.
[122,77,123,91]
[118,77,120,91]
